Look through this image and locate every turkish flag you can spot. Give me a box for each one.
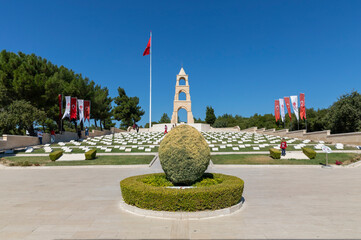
[284,97,292,121]
[58,94,62,121]
[143,36,151,56]
[300,93,307,120]
[70,97,77,120]
[275,100,280,122]
[84,100,91,121]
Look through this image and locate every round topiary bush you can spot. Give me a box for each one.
[120,173,244,212]
[158,124,210,185]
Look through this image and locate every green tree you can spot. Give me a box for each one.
[0,100,46,135]
[112,87,145,128]
[159,113,171,123]
[205,106,216,125]
[327,91,361,133]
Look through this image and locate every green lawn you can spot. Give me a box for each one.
[211,153,360,165]
[1,155,154,166]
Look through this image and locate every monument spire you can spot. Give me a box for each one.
[178,67,186,76]
[171,68,194,124]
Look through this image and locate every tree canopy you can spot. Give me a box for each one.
[0,50,144,134]
[112,87,145,128]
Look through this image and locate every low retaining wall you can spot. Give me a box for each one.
[242,127,257,132]
[0,130,112,150]
[209,126,240,132]
[326,132,361,145]
[248,126,361,146]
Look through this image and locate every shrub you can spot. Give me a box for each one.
[85,149,97,160]
[302,147,316,159]
[158,125,210,185]
[269,148,281,159]
[120,173,244,212]
[17,161,32,166]
[49,150,63,161]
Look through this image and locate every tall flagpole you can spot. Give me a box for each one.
[149,31,152,129]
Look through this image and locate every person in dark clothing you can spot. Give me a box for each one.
[77,128,82,140]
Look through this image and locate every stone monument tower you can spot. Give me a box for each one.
[171,68,194,124]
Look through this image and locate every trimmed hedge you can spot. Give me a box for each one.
[159,125,210,185]
[85,149,97,160]
[49,150,63,161]
[120,173,244,212]
[269,148,281,159]
[302,147,316,159]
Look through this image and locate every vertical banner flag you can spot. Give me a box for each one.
[62,96,71,119]
[70,97,77,120]
[290,95,299,121]
[275,100,280,122]
[58,94,62,120]
[279,98,286,122]
[284,97,292,121]
[84,100,91,122]
[78,99,84,123]
[300,93,306,120]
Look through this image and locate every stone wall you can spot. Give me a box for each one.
[209,126,240,132]
[246,127,361,146]
[0,130,112,150]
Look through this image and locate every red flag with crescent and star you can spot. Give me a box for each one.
[70,97,77,120]
[84,100,91,122]
[300,93,306,120]
[284,97,292,121]
[275,100,280,122]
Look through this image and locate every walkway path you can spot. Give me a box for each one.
[0,165,361,239]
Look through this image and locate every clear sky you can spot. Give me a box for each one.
[1,1,361,126]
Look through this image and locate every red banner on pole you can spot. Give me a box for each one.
[284,97,292,121]
[300,93,306,120]
[58,94,62,121]
[84,100,90,121]
[275,100,280,122]
[70,97,77,120]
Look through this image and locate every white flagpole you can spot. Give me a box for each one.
[149,31,152,129]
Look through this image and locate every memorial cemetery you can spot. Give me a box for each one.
[1,1,361,239]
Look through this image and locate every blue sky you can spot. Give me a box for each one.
[1,1,361,126]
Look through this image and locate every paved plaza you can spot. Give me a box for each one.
[0,164,361,239]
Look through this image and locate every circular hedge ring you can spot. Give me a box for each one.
[120,173,244,212]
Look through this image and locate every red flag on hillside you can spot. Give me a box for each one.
[284,97,292,121]
[70,97,77,120]
[58,94,62,121]
[275,100,280,122]
[84,100,91,122]
[300,93,307,120]
[143,36,151,56]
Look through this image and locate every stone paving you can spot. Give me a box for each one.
[0,164,361,239]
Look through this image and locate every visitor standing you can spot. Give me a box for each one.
[77,128,82,140]
[136,125,139,133]
[85,127,89,138]
[164,125,168,134]
[37,129,43,145]
[50,129,56,143]
[280,138,287,156]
